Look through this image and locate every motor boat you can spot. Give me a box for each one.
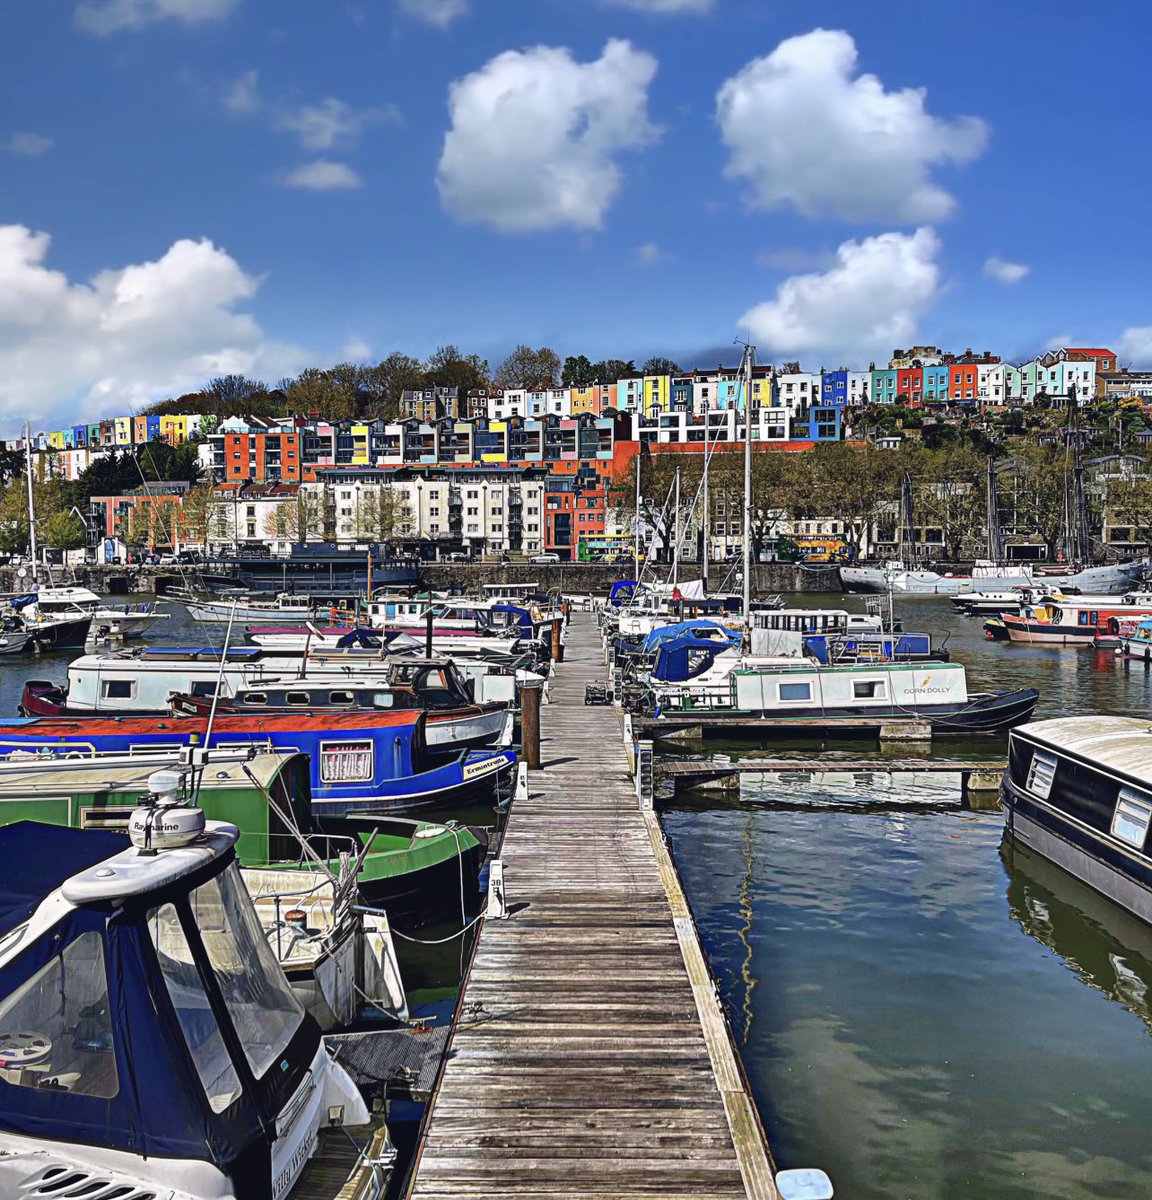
[0,813,388,1200]
[841,559,1143,596]
[183,591,317,623]
[1001,593,1152,645]
[32,585,167,640]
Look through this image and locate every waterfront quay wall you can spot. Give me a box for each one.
[0,560,842,597]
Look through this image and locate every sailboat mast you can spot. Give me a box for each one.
[986,456,1001,563]
[23,423,37,585]
[741,344,754,622]
[701,451,709,594]
[672,465,681,587]
[633,450,641,580]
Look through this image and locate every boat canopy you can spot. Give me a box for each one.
[642,620,741,655]
[608,581,640,607]
[649,628,739,683]
[0,822,319,1186]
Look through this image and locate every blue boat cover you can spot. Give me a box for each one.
[142,645,263,658]
[649,626,740,682]
[642,621,741,655]
[0,823,128,938]
[336,627,384,648]
[609,580,639,607]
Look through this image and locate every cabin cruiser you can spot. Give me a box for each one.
[1001,716,1152,924]
[183,591,317,623]
[1122,619,1152,662]
[0,814,386,1200]
[841,559,1142,596]
[248,619,542,661]
[7,595,91,650]
[636,633,1037,733]
[951,588,1034,616]
[0,710,517,815]
[32,585,167,640]
[1001,593,1152,645]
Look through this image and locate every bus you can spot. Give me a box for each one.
[578,534,643,563]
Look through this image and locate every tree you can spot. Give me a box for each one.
[562,355,598,387]
[265,488,336,544]
[364,353,427,417]
[285,368,356,420]
[643,356,680,376]
[495,345,561,390]
[355,486,412,545]
[179,485,215,550]
[594,359,638,384]
[424,346,491,395]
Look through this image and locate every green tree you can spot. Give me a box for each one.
[424,345,491,395]
[495,345,561,390]
[562,355,598,387]
[642,356,680,376]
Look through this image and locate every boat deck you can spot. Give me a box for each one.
[407,613,776,1199]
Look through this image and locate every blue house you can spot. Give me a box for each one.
[793,406,843,441]
[922,365,950,403]
[72,424,88,447]
[820,369,849,407]
[869,368,898,404]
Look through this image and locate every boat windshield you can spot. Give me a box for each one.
[190,864,305,1079]
[149,863,305,1108]
[0,930,118,1098]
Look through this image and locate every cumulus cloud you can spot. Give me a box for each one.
[717,29,988,224]
[740,228,942,361]
[438,39,659,233]
[398,0,467,26]
[75,0,237,35]
[0,225,302,431]
[4,133,55,158]
[603,0,713,11]
[984,256,1029,286]
[280,160,364,190]
[277,97,399,151]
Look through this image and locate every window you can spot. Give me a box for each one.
[853,679,887,699]
[241,692,267,706]
[320,739,374,783]
[1112,788,1152,850]
[101,679,135,700]
[149,903,242,1111]
[0,931,118,1098]
[1026,750,1057,798]
[778,681,812,702]
[285,691,311,706]
[328,691,354,705]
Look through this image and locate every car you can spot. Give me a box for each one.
[530,552,561,563]
[445,551,472,562]
[156,553,179,565]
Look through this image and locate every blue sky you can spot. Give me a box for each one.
[2,0,1150,433]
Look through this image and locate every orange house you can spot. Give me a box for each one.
[949,363,979,402]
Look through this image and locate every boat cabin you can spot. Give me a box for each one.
[0,820,365,1200]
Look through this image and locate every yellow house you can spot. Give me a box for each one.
[114,416,133,445]
[570,387,603,416]
[160,415,188,444]
[643,374,671,414]
[483,420,508,463]
[351,424,371,465]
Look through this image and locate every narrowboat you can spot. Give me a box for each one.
[0,819,388,1200]
[750,608,946,664]
[1001,594,1152,645]
[0,745,485,923]
[1002,716,1152,923]
[638,635,1037,733]
[0,710,517,815]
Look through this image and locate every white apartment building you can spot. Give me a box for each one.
[775,373,821,413]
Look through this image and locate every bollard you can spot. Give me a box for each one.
[551,618,564,663]
[520,680,542,769]
[515,760,529,802]
[487,860,508,918]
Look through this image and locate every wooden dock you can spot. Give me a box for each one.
[407,613,777,1200]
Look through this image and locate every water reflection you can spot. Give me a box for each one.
[1003,836,1152,1035]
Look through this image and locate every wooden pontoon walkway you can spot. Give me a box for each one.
[408,613,777,1200]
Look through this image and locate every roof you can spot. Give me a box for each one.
[0,709,422,740]
[1018,716,1152,788]
[0,822,128,937]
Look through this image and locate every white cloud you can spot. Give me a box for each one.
[277,97,399,151]
[341,337,373,361]
[983,256,1029,286]
[223,70,260,115]
[634,242,670,267]
[602,0,713,11]
[4,133,55,158]
[1115,328,1152,369]
[75,0,237,35]
[438,39,659,233]
[280,160,364,190]
[398,0,467,27]
[740,227,942,361]
[716,29,988,224]
[0,225,303,432]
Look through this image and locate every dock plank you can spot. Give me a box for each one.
[407,614,777,1200]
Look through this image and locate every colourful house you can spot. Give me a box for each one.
[643,374,671,415]
[896,366,923,401]
[160,415,188,444]
[869,368,898,404]
[114,416,133,445]
[949,363,979,404]
[922,365,950,403]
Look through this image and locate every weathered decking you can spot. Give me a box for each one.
[407,613,776,1200]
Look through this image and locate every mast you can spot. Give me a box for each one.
[986,456,1002,563]
[633,449,641,580]
[701,450,709,594]
[1074,448,1090,565]
[741,343,754,622]
[901,469,916,566]
[23,423,37,585]
[671,465,681,587]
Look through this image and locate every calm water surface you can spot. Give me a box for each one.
[663,592,1152,1200]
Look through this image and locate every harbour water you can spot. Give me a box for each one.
[663,593,1152,1200]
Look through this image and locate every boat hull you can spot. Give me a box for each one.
[1002,775,1152,925]
[25,615,92,649]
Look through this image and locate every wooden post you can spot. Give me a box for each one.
[521,681,542,769]
[551,618,564,662]
[425,607,434,659]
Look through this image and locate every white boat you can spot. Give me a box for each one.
[32,586,167,639]
[184,591,317,623]
[0,807,385,1200]
[842,559,1144,596]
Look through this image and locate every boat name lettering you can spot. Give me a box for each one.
[463,758,499,781]
[273,1131,317,1200]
